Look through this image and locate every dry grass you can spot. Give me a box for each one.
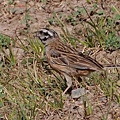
[0,0,120,120]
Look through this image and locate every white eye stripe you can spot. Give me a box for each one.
[47,31,54,36]
[40,35,49,41]
[46,36,49,38]
[40,36,45,39]
[41,29,54,36]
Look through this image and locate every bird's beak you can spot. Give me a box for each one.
[33,31,39,38]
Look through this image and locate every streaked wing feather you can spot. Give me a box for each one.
[67,53,103,71]
[50,49,69,66]
[50,49,103,71]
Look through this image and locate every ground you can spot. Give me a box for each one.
[0,0,120,120]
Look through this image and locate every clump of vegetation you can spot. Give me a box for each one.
[0,34,16,66]
[0,0,120,119]
[48,5,120,51]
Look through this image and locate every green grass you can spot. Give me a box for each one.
[47,5,120,50]
[0,1,120,120]
[0,34,65,119]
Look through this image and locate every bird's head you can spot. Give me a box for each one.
[35,28,58,45]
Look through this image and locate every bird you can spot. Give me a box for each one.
[35,28,119,95]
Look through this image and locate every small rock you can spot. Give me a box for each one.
[71,88,86,98]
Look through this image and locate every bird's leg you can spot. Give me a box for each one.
[75,77,82,88]
[62,74,72,96]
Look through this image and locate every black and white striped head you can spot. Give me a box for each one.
[35,28,58,45]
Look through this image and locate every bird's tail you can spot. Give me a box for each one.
[103,64,120,69]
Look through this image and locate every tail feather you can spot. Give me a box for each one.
[103,64,120,69]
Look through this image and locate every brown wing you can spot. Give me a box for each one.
[69,52,103,71]
[48,48,103,75]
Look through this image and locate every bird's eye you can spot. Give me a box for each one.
[42,37,47,41]
[39,31,43,34]
[44,32,48,36]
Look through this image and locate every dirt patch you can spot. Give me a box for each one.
[0,0,120,120]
